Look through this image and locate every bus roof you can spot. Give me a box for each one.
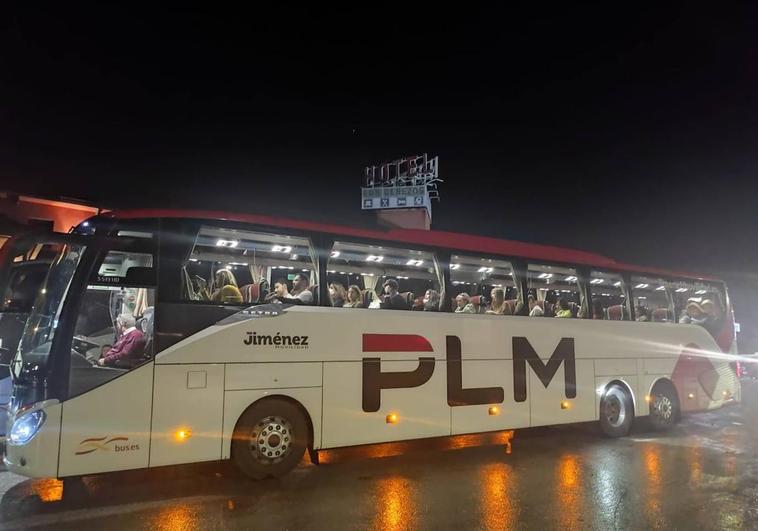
[103,208,719,282]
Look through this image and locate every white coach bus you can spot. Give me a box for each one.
[0,209,739,480]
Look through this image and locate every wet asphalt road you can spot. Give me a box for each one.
[2,383,758,530]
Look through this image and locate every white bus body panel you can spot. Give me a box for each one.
[150,363,224,467]
[142,307,739,458]
[224,361,322,390]
[58,363,153,477]
[450,360,530,435]
[323,360,449,447]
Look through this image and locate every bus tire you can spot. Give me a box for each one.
[231,398,309,480]
[599,384,634,437]
[649,381,679,431]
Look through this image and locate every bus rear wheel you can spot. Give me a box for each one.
[649,382,679,431]
[599,384,634,437]
[232,398,309,480]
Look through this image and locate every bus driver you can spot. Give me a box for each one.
[98,313,146,367]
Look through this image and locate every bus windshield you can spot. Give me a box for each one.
[13,244,86,380]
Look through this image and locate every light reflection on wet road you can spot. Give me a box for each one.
[2,382,758,530]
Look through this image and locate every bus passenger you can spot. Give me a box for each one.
[211,269,243,304]
[700,299,723,334]
[98,313,146,368]
[265,278,290,303]
[423,289,440,311]
[329,282,347,307]
[679,301,705,325]
[344,285,364,308]
[288,273,314,304]
[635,305,650,322]
[528,295,544,316]
[454,293,476,314]
[486,288,506,314]
[555,298,573,318]
[379,279,408,310]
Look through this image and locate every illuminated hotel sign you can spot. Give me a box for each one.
[360,153,441,217]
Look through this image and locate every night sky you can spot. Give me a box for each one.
[2,5,758,347]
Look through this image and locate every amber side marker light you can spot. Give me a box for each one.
[386,413,399,424]
[645,395,652,403]
[488,406,500,416]
[175,429,192,442]
[560,401,570,410]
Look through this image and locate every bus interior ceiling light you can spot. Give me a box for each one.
[216,239,239,248]
[366,255,384,262]
[450,264,460,270]
[656,286,666,291]
[271,245,292,253]
[565,276,577,282]
[635,283,649,289]
[590,278,603,284]
[330,251,340,258]
[406,259,424,266]
[478,267,493,273]
[538,273,552,279]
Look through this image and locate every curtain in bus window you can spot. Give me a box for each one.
[248,264,265,284]
[363,273,378,292]
[134,287,148,317]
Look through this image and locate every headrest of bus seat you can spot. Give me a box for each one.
[240,283,258,303]
[652,308,670,322]
[607,305,624,320]
[123,267,156,286]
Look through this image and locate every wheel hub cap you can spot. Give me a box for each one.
[656,396,673,420]
[604,394,625,427]
[251,416,293,463]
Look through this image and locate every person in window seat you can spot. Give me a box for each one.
[98,314,146,367]
[454,293,476,314]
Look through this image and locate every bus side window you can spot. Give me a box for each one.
[588,271,628,320]
[672,280,725,335]
[630,276,670,322]
[449,255,518,315]
[180,225,318,306]
[327,241,442,311]
[527,264,582,318]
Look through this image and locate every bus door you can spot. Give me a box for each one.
[56,236,157,477]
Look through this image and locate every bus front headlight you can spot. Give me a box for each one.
[9,410,46,445]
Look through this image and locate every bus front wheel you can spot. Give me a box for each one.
[599,384,635,437]
[649,382,680,431]
[232,398,309,480]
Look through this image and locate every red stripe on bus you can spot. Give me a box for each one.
[362,334,434,352]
